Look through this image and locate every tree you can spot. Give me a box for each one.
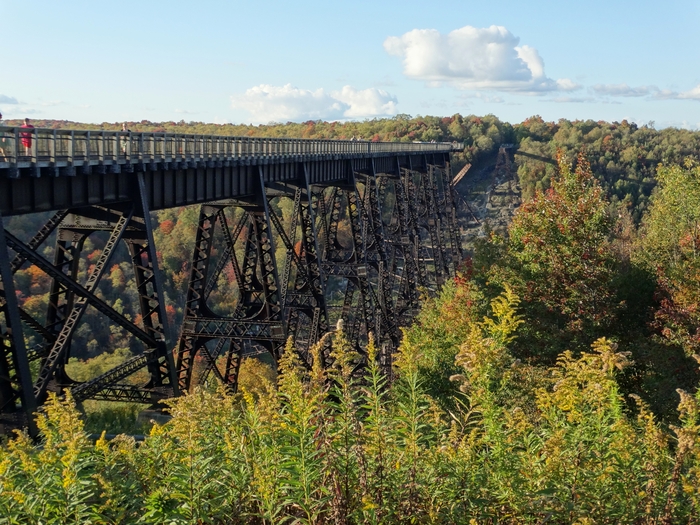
[492,150,619,360]
[638,159,700,354]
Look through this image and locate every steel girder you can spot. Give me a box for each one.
[174,197,287,393]
[0,174,178,434]
[0,215,37,434]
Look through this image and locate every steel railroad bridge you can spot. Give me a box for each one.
[0,126,464,434]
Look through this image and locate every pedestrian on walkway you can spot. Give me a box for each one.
[20,118,34,156]
[120,122,131,155]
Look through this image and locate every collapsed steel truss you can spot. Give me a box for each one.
[0,158,462,435]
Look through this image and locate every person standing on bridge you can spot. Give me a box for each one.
[20,118,34,156]
[120,122,131,155]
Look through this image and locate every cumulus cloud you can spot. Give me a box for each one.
[651,87,700,101]
[383,25,578,93]
[0,94,19,104]
[231,84,398,122]
[592,84,651,97]
[332,86,398,117]
[678,84,700,100]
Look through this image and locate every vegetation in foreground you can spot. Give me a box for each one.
[3,154,700,523]
[2,299,700,524]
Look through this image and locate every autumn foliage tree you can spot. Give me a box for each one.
[491,150,619,360]
[638,159,700,355]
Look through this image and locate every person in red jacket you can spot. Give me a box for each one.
[20,118,34,156]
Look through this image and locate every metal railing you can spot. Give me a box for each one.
[0,126,460,170]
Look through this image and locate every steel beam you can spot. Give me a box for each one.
[0,214,37,435]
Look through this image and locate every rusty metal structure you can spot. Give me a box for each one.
[0,126,464,434]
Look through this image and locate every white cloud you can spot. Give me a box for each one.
[649,85,700,101]
[231,84,398,122]
[383,25,578,93]
[0,94,19,104]
[592,84,651,97]
[652,89,679,100]
[678,84,700,100]
[332,86,397,117]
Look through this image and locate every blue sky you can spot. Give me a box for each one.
[2,0,699,128]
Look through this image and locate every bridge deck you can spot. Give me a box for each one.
[0,127,461,216]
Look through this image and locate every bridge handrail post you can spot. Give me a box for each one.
[49,129,57,167]
[98,131,105,166]
[68,130,75,170]
[11,128,18,163]
[30,127,38,168]
[85,131,91,167]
